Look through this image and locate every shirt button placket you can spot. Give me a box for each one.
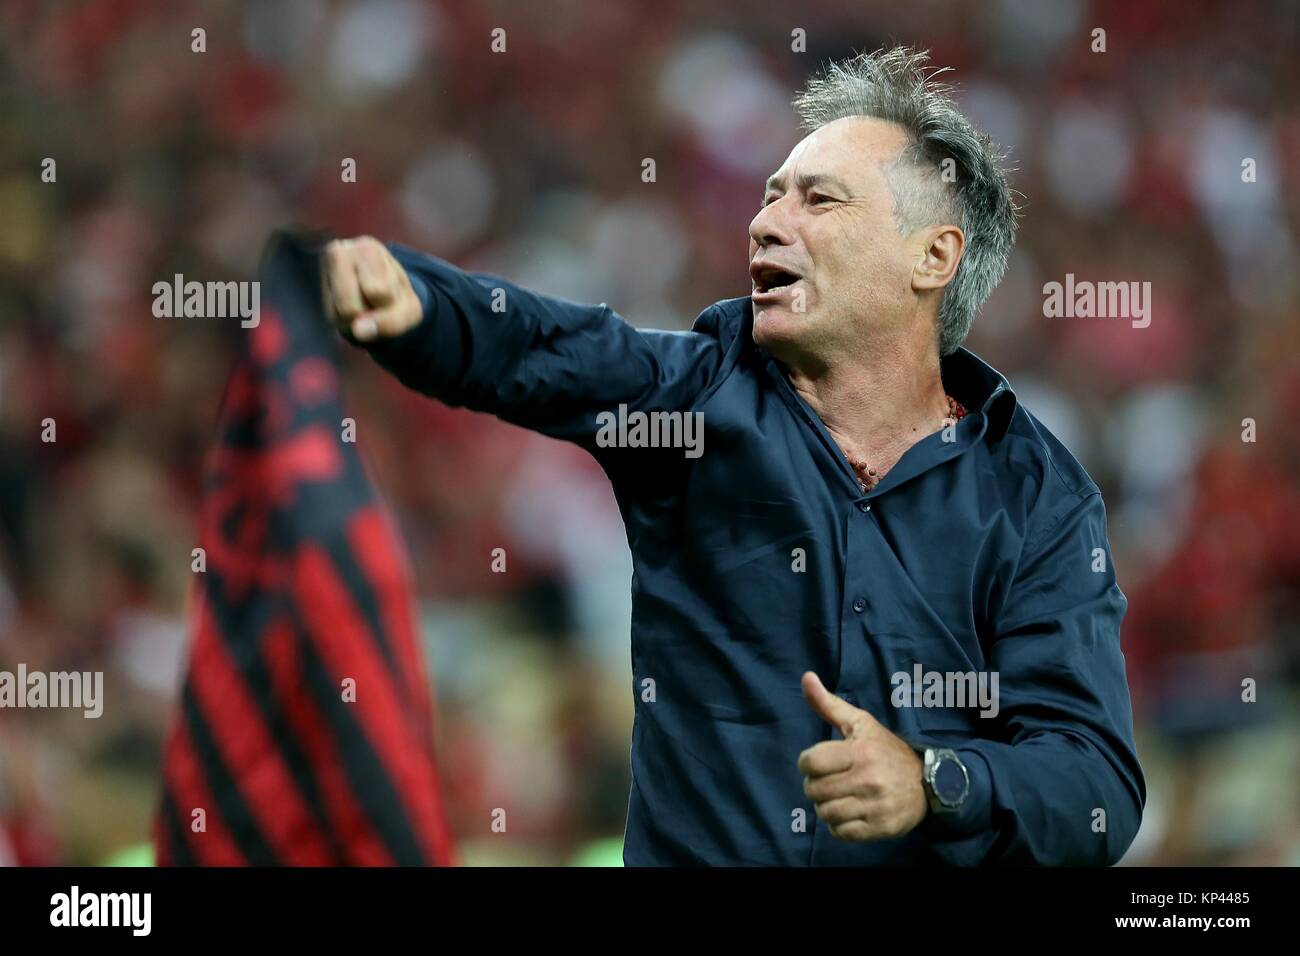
[851,502,870,615]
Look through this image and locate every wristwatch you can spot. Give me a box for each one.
[921,747,970,814]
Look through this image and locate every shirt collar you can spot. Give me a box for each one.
[941,347,1018,442]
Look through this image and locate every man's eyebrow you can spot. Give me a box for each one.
[763,172,853,195]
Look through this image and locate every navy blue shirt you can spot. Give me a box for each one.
[362,244,1146,866]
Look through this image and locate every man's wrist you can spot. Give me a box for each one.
[923,746,971,812]
[910,742,991,841]
[403,266,433,320]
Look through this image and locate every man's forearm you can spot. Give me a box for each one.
[919,731,1145,866]
[342,242,727,454]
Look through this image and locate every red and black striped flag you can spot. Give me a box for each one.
[154,233,455,866]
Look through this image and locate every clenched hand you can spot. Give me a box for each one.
[321,236,423,341]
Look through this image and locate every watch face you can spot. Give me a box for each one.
[932,756,967,805]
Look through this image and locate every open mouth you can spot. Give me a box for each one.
[751,264,802,294]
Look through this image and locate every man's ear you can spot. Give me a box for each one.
[911,225,964,293]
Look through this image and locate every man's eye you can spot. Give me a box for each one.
[810,193,836,205]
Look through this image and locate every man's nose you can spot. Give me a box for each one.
[749,197,795,248]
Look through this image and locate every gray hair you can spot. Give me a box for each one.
[792,47,1019,355]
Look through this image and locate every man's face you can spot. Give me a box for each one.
[748,116,921,365]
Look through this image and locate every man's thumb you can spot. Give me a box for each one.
[801,671,861,735]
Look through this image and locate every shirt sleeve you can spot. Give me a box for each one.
[914,490,1147,865]
[351,243,728,465]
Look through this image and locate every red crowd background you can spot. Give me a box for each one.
[1,0,1297,865]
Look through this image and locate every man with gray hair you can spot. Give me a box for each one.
[321,46,1144,865]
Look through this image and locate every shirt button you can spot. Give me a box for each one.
[858,502,871,513]
[852,597,866,613]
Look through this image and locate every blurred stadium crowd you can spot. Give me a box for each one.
[1,0,1298,865]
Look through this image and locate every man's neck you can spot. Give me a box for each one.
[784,340,950,478]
